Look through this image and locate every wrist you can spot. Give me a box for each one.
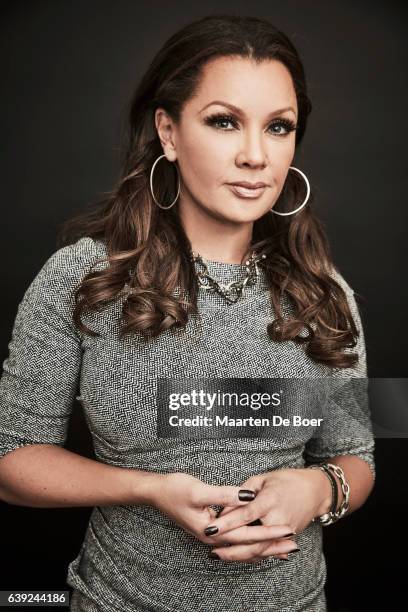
[304,467,333,517]
[125,469,167,506]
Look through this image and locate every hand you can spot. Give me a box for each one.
[203,468,331,563]
[149,472,295,546]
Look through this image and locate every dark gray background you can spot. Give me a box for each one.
[1,1,407,610]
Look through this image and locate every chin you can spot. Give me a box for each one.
[226,202,269,219]
[198,199,265,224]
[220,211,263,224]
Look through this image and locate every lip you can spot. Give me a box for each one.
[229,181,268,189]
[228,184,267,199]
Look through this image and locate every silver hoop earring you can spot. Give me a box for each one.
[149,154,181,210]
[271,166,310,216]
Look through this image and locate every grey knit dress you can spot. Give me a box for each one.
[0,237,375,612]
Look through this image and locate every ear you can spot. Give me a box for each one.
[155,108,177,162]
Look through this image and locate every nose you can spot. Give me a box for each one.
[236,129,267,168]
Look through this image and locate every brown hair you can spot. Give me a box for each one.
[59,13,360,369]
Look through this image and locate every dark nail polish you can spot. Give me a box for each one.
[238,489,256,501]
[204,526,218,536]
[288,548,300,554]
[209,551,220,559]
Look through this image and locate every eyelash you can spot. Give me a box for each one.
[204,113,297,137]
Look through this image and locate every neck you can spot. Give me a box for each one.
[178,195,254,264]
[191,245,254,265]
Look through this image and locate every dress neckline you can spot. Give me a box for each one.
[192,257,270,302]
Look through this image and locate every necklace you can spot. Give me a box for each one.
[190,249,267,304]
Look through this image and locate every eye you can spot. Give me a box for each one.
[204,113,297,137]
[204,113,238,130]
[268,119,298,137]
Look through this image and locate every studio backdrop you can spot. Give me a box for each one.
[0,2,407,612]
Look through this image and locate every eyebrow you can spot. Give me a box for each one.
[199,100,297,119]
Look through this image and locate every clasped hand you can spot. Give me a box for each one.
[152,468,323,563]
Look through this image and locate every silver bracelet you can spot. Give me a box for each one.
[308,463,350,525]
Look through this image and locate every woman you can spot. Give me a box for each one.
[0,14,375,612]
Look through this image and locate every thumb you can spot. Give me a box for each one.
[194,483,257,507]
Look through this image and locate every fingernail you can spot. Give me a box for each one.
[208,551,220,559]
[238,489,256,501]
[288,547,300,554]
[204,526,218,536]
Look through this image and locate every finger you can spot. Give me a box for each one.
[194,483,259,508]
[217,505,262,526]
[207,506,218,521]
[210,542,289,562]
[203,504,292,539]
[210,539,299,562]
[262,540,300,560]
[209,541,268,563]
[215,505,235,518]
[209,525,296,546]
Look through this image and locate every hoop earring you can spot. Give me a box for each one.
[149,154,181,210]
[271,166,310,216]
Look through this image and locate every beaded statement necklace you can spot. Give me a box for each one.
[190,250,267,304]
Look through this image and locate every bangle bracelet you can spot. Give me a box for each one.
[321,464,339,514]
[307,462,350,526]
[308,463,338,517]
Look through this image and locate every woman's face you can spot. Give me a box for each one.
[156,56,298,225]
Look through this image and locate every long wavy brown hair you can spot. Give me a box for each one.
[58,13,361,369]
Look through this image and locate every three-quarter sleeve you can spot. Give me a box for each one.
[0,239,94,459]
[303,269,376,482]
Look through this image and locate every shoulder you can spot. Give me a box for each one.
[327,266,367,374]
[327,264,364,313]
[326,265,365,330]
[21,237,109,310]
[42,236,108,276]
[33,237,108,287]
[327,265,355,297]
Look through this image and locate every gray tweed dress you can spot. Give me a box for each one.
[0,237,375,612]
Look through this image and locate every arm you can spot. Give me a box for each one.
[304,270,375,520]
[306,454,375,518]
[0,239,165,510]
[0,443,164,508]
